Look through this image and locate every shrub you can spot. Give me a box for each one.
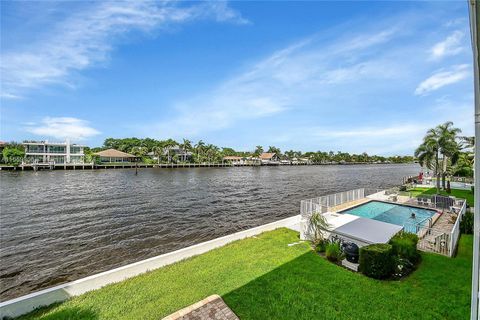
[399,185,407,192]
[393,257,414,279]
[359,243,394,279]
[315,238,328,253]
[460,211,474,234]
[325,242,342,262]
[389,232,420,264]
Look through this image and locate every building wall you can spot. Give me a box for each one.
[23,140,85,164]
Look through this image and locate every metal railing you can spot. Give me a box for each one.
[300,187,467,257]
[300,188,378,240]
[300,188,373,219]
[405,199,466,257]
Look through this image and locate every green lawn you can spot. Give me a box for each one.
[19,229,472,320]
[407,186,474,206]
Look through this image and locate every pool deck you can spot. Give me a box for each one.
[328,194,460,255]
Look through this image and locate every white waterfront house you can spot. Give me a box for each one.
[23,140,85,164]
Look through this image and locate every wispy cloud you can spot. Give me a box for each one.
[430,30,465,60]
[154,27,401,137]
[26,117,100,140]
[414,64,470,95]
[1,1,247,99]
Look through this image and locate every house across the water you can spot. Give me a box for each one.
[223,156,243,164]
[259,152,280,165]
[23,140,85,164]
[94,149,138,163]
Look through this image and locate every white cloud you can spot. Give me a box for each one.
[430,31,465,60]
[414,64,470,95]
[26,117,100,140]
[1,1,247,98]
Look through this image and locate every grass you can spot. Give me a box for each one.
[407,186,474,207]
[18,228,472,320]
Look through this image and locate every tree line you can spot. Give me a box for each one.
[85,137,415,164]
[4,135,445,166]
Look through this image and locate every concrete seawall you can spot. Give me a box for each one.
[0,215,301,319]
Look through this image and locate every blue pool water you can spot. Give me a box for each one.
[340,201,436,232]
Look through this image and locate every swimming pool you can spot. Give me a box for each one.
[340,201,436,232]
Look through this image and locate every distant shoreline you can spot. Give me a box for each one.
[0,161,418,172]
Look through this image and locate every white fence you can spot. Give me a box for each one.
[409,199,466,257]
[300,188,376,240]
[449,199,467,255]
[300,188,467,257]
[300,188,370,219]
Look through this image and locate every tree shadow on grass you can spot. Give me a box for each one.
[15,305,98,320]
[222,249,470,320]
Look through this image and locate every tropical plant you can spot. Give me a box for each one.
[460,211,474,234]
[180,139,192,162]
[152,145,164,164]
[2,147,25,166]
[436,122,461,189]
[308,212,331,245]
[453,153,474,177]
[415,122,461,193]
[131,146,148,158]
[254,146,264,156]
[415,135,439,192]
[460,136,474,150]
[325,241,342,262]
[267,146,281,155]
[195,140,205,162]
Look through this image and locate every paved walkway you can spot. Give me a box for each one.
[162,295,239,320]
[329,198,370,212]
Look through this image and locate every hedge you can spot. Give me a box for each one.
[389,232,420,264]
[359,243,394,279]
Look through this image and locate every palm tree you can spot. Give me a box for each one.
[180,139,192,162]
[436,122,461,189]
[454,153,474,177]
[415,122,461,192]
[194,140,205,163]
[152,145,163,164]
[308,212,331,244]
[254,146,263,156]
[461,136,475,150]
[162,139,178,163]
[415,130,440,193]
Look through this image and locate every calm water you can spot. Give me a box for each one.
[340,200,435,232]
[0,164,419,301]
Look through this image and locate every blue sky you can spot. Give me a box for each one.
[0,1,474,155]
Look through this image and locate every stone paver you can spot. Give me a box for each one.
[162,295,239,320]
[329,198,370,212]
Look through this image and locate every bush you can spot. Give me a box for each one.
[460,211,474,234]
[399,185,407,192]
[325,242,342,262]
[315,238,328,253]
[359,243,394,279]
[393,257,414,279]
[389,232,420,264]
